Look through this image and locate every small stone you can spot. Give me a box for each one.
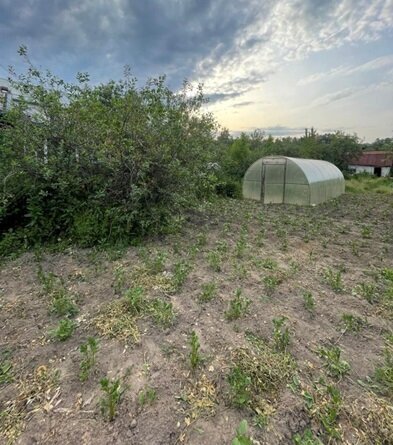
[130,419,137,429]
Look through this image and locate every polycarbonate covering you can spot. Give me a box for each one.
[243,156,345,205]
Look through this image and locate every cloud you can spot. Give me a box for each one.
[232,101,255,108]
[195,0,393,100]
[298,54,393,85]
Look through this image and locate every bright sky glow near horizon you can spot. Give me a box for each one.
[1,0,393,142]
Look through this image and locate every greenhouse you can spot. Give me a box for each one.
[242,156,345,205]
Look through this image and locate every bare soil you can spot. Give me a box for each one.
[0,193,392,445]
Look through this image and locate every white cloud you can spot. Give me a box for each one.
[298,54,393,85]
[195,0,393,99]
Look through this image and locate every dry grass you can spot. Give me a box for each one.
[93,299,141,343]
[0,365,60,444]
[343,393,393,444]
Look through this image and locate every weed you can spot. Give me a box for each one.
[263,274,282,295]
[340,313,366,333]
[361,225,372,239]
[147,250,167,274]
[199,282,217,303]
[322,268,344,292]
[138,386,157,407]
[189,331,202,371]
[51,319,75,341]
[303,292,315,314]
[207,250,222,272]
[292,429,323,445]
[124,286,148,315]
[318,346,351,378]
[37,266,57,294]
[372,338,393,397]
[113,265,127,294]
[100,377,123,421]
[381,267,393,282]
[172,260,192,291]
[303,381,342,440]
[225,289,251,321]
[215,240,229,254]
[232,419,253,445]
[260,258,277,270]
[149,298,175,327]
[354,282,379,303]
[79,337,99,382]
[196,232,208,247]
[272,316,290,352]
[235,230,248,258]
[349,240,360,256]
[50,288,78,317]
[0,360,13,385]
[228,365,252,407]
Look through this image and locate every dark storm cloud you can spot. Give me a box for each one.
[0,0,262,86]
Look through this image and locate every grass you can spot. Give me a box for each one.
[346,175,393,195]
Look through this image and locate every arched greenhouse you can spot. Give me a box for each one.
[242,156,345,205]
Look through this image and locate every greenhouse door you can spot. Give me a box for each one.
[261,160,287,204]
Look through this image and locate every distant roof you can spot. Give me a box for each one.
[352,151,393,167]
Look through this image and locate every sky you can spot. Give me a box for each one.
[1,0,393,142]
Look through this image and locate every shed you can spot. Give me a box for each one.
[348,151,392,177]
[243,156,345,205]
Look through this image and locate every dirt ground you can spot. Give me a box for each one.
[0,193,392,445]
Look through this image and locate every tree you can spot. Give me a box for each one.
[0,48,218,252]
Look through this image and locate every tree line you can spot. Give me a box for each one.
[0,50,391,254]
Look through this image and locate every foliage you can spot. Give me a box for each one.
[0,48,218,254]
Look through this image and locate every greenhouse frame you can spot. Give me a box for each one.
[242,156,345,205]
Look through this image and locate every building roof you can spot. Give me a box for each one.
[352,151,393,167]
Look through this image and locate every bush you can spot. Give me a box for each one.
[0,48,218,253]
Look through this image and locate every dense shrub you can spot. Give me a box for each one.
[0,51,218,254]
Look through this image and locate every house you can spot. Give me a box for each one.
[0,78,12,114]
[348,151,392,177]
